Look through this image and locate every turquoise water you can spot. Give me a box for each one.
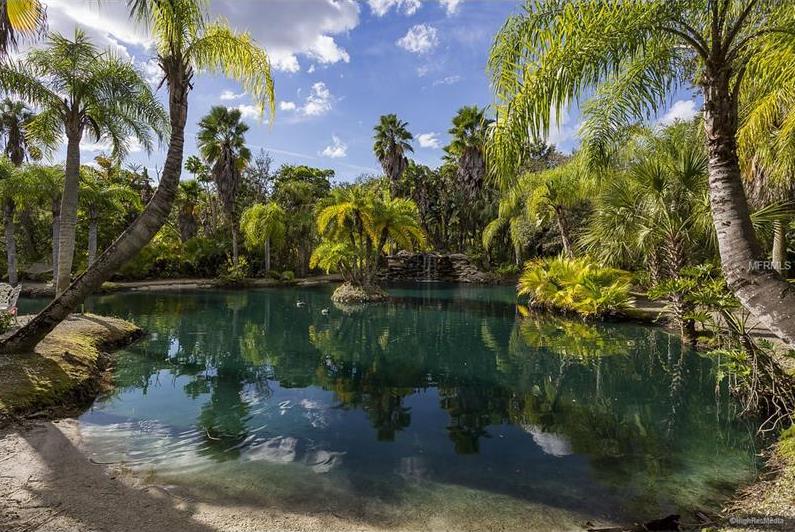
[21,285,759,529]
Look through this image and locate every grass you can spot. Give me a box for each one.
[0,314,142,423]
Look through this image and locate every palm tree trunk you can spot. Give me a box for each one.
[231,224,239,266]
[264,237,270,273]
[87,213,98,267]
[51,200,60,286]
[772,220,788,275]
[554,206,573,258]
[0,67,190,354]
[703,73,795,348]
[4,198,17,285]
[55,128,82,295]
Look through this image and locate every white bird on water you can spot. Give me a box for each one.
[321,308,329,315]
[296,300,306,308]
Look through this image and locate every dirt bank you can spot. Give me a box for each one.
[0,314,142,425]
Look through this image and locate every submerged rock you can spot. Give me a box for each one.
[331,283,389,304]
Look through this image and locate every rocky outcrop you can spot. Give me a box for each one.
[379,251,488,283]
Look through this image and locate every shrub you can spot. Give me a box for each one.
[517,256,633,318]
[0,311,14,334]
[216,256,250,286]
[280,270,295,281]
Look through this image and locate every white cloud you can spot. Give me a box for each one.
[307,64,316,74]
[433,75,462,86]
[547,106,578,152]
[279,101,297,111]
[439,0,463,15]
[137,58,162,86]
[301,82,334,117]
[659,99,699,125]
[320,135,347,158]
[81,136,144,154]
[417,132,441,149]
[212,0,359,73]
[237,104,263,121]
[397,24,439,54]
[368,0,422,16]
[220,90,245,101]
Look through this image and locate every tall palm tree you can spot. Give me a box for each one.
[240,202,286,274]
[0,157,34,284]
[373,114,413,197]
[488,0,795,348]
[0,0,45,58]
[0,29,168,294]
[444,106,493,198]
[79,168,142,266]
[197,105,251,265]
[0,0,274,353]
[0,98,38,285]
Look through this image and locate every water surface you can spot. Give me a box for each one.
[23,285,758,530]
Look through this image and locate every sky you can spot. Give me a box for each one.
[30,0,700,184]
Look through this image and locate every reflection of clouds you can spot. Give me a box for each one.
[300,399,329,428]
[244,436,298,463]
[305,449,345,473]
[522,425,573,457]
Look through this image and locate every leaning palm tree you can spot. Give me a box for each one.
[197,106,251,265]
[444,106,493,198]
[0,0,274,353]
[0,0,46,58]
[373,114,413,197]
[488,0,795,348]
[79,168,142,266]
[0,29,168,294]
[240,202,286,274]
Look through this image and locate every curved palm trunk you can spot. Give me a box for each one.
[0,70,190,354]
[55,129,82,295]
[4,198,17,285]
[87,211,98,267]
[703,74,795,348]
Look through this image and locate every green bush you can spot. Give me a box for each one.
[517,256,633,318]
[494,263,520,277]
[280,270,295,281]
[0,311,14,334]
[217,256,250,286]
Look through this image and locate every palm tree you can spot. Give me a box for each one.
[311,186,426,294]
[0,98,38,285]
[240,202,286,274]
[0,29,168,294]
[0,0,274,353]
[373,114,413,197]
[0,0,45,58]
[444,106,493,198]
[177,179,201,242]
[24,164,62,283]
[0,157,34,284]
[487,0,795,348]
[79,168,142,266]
[197,106,251,265]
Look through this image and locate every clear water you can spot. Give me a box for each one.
[21,285,759,530]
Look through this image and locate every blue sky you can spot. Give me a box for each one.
[36,0,700,183]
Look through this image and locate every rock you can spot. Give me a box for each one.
[378,252,487,283]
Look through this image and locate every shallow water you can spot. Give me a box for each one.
[21,285,759,529]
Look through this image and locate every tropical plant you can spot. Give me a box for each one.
[23,164,62,281]
[488,0,795,347]
[517,256,633,318]
[0,0,274,353]
[311,186,426,299]
[373,114,413,197]
[0,157,30,283]
[444,106,493,198]
[197,105,251,265]
[0,0,45,58]
[176,179,201,242]
[79,168,142,266]
[240,202,286,274]
[0,29,167,294]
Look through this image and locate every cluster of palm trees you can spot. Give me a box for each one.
[487,0,795,350]
[0,0,275,353]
